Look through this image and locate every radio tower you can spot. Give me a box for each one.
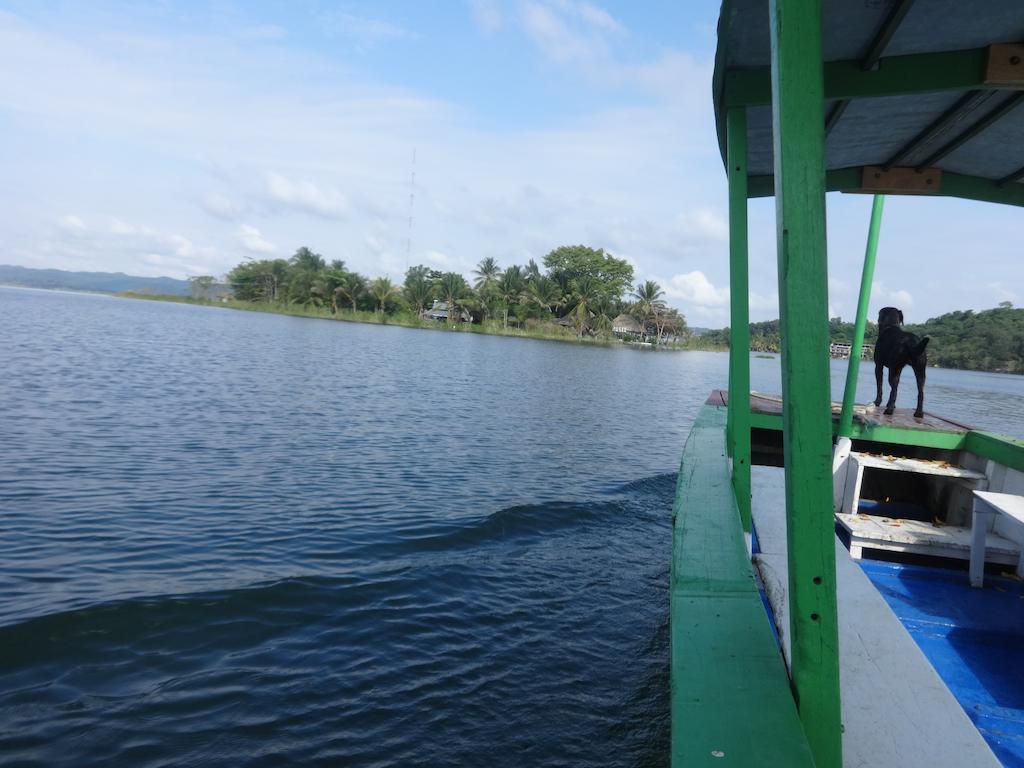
[405,148,416,272]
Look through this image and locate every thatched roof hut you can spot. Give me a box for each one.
[612,313,643,336]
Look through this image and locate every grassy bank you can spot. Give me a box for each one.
[118,292,719,351]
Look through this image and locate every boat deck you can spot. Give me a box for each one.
[751,465,1002,767]
[708,389,974,434]
[861,560,1024,768]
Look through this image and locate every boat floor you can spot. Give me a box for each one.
[861,560,1024,768]
[751,466,1001,767]
[709,389,974,433]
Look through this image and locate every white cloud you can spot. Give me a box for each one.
[109,217,137,235]
[58,214,86,232]
[872,281,913,309]
[202,193,245,221]
[558,0,624,34]
[662,270,730,307]
[265,173,350,219]
[237,25,287,41]
[238,224,276,254]
[468,0,502,33]
[675,208,728,242]
[424,250,453,268]
[520,0,611,66]
[319,11,415,47]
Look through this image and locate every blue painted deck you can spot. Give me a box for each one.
[860,560,1024,767]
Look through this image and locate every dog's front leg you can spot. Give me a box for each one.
[884,366,902,415]
[874,361,884,406]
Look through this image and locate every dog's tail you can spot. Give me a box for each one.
[914,336,930,356]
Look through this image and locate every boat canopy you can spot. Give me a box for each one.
[713,0,1024,207]
[672,4,1024,767]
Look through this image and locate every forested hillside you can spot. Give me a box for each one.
[704,303,1024,373]
[0,265,190,295]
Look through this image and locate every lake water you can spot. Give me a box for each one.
[1,286,1021,767]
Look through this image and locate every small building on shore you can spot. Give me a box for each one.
[612,313,644,339]
[422,300,471,323]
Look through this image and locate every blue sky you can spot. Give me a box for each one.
[1,0,1021,325]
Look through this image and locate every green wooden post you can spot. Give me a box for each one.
[768,1,843,766]
[727,106,752,531]
[839,194,885,437]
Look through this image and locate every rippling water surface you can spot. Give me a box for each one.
[2,286,1022,766]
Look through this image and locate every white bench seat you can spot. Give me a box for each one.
[970,491,1024,587]
[837,512,1020,563]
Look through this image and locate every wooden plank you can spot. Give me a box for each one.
[836,513,1020,561]
[851,451,986,480]
[671,404,815,767]
[975,490,1024,524]
[768,0,845,752]
[751,470,1002,768]
[717,390,972,435]
[985,43,1024,87]
[861,166,942,194]
[727,106,753,531]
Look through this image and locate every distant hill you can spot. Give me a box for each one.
[702,304,1024,373]
[0,264,191,295]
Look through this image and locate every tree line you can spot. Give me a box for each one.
[703,302,1024,373]
[216,244,689,343]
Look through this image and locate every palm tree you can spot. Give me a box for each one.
[289,246,326,274]
[473,257,501,292]
[527,276,563,318]
[320,268,348,313]
[498,266,525,328]
[437,272,471,324]
[571,276,603,338]
[336,272,368,313]
[370,277,399,314]
[631,280,666,341]
[404,274,435,316]
[525,258,542,282]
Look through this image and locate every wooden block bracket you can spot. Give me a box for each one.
[860,166,942,194]
[985,43,1024,88]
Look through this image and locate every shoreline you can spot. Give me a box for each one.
[117,291,724,352]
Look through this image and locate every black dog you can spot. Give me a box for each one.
[873,307,929,418]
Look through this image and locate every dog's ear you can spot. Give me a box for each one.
[898,310,904,325]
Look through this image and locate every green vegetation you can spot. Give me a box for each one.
[151,244,694,349]
[704,302,1024,373]
[114,242,1023,372]
[904,302,1024,373]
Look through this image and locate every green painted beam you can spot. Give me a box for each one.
[851,422,967,450]
[727,106,753,532]
[724,46,989,108]
[751,408,969,451]
[748,168,1024,209]
[748,167,861,198]
[769,0,843,764]
[965,431,1024,473]
[839,194,884,437]
[671,404,815,767]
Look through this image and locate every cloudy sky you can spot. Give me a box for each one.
[2,0,1021,325]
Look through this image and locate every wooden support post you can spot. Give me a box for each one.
[768,0,843,766]
[727,107,752,532]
